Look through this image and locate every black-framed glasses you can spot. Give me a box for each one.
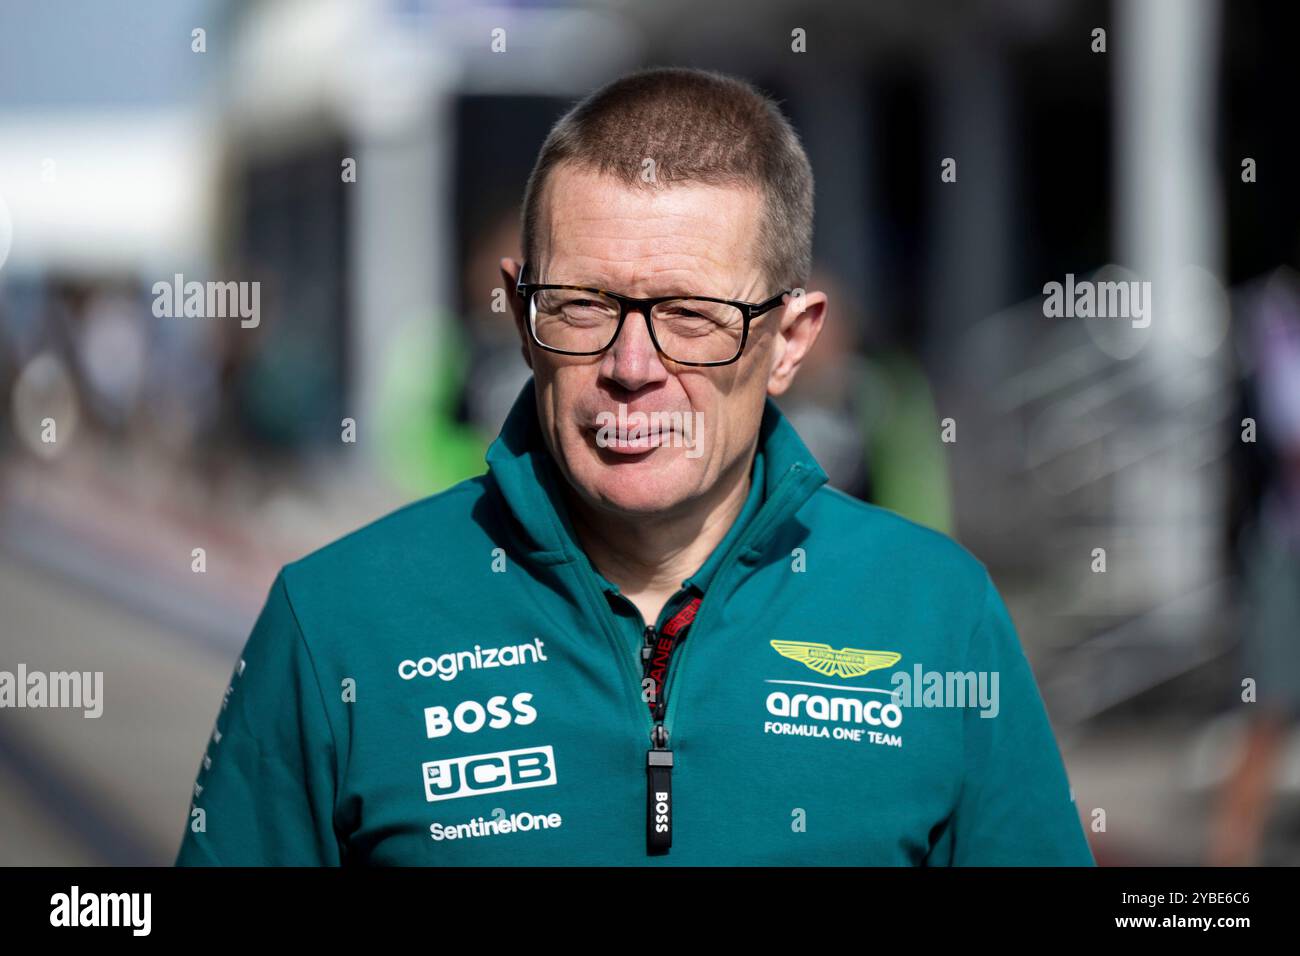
[514,263,791,367]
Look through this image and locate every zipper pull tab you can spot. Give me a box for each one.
[646,723,672,854]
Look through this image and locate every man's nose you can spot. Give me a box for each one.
[600,308,668,390]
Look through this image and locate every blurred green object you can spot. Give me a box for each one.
[861,350,954,535]
[376,312,488,497]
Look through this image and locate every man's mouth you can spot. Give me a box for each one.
[585,423,676,455]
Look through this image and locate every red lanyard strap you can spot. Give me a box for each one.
[642,595,702,717]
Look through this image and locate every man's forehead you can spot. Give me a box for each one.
[538,164,765,291]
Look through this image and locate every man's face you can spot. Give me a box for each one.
[503,163,823,521]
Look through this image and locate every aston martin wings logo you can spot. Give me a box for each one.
[769,641,901,679]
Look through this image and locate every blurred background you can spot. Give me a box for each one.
[1,0,1298,866]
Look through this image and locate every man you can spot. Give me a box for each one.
[175,67,1093,866]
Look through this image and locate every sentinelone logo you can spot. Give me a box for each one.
[152,273,260,328]
[398,639,547,682]
[50,886,150,936]
[430,808,562,842]
[0,665,102,718]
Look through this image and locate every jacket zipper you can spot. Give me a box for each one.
[609,594,692,854]
[643,621,673,853]
[657,467,806,741]
[620,481,804,853]
[628,581,717,853]
[571,463,811,855]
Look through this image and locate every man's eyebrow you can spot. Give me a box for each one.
[530,266,603,287]
[541,275,738,298]
[542,270,623,290]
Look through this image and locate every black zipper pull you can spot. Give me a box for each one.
[646,722,672,854]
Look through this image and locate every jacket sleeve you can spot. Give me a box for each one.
[175,572,343,866]
[927,572,1095,866]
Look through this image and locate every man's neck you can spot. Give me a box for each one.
[563,453,754,624]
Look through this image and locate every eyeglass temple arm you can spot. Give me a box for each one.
[749,289,793,316]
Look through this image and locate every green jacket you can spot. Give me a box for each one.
[175,378,1094,866]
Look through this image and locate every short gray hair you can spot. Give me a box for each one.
[521,66,814,292]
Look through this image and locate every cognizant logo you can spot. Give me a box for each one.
[398,639,548,682]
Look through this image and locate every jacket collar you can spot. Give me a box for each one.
[484,376,829,594]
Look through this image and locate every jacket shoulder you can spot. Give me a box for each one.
[280,475,494,597]
[799,484,992,605]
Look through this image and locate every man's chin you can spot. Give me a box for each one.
[571,469,697,517]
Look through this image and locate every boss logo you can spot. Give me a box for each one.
[422,746,557,802]
[653,790,670,834]
[424,693,537,738]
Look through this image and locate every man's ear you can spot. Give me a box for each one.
[767,289,827,397]
[499,257,533,370]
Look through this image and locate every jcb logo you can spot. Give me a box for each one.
[422,746,557,802]
[424,692,537,738]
